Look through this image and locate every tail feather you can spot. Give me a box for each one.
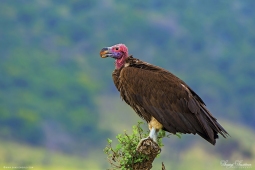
[195,105,229,145]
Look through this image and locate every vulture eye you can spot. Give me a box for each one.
[115,47,119,50]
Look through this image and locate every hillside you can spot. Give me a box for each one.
[0,120,254,170]
[0,0,255,168]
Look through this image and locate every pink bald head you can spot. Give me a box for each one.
[111,44,128,56]
[100,43,129,69]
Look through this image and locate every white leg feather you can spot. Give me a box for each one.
[149,127,157,142]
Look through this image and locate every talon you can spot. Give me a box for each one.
[136,137,150,150]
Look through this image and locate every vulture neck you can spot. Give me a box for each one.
[115,56,128,69]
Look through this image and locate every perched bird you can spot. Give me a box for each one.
[100,44,229,145]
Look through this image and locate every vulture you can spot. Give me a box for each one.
[100,43,229,145]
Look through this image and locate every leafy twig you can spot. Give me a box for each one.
[104,122,181,170]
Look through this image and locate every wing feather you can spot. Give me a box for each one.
[117,64,228,145]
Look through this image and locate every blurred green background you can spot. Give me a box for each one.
[0,0,255,169]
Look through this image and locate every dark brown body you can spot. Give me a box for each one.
[112,56,228,145]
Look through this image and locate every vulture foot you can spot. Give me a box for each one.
[136,137,150,150]
[136,127,158,150]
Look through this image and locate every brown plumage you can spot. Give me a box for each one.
[100,44,229,145]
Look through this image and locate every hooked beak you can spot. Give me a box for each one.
[100,47,112,58]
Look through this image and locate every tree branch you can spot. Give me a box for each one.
[133,138,161,170]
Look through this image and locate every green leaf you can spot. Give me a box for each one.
[116,144,122,150]
[175,133,182,138]
[107,138,112,144]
